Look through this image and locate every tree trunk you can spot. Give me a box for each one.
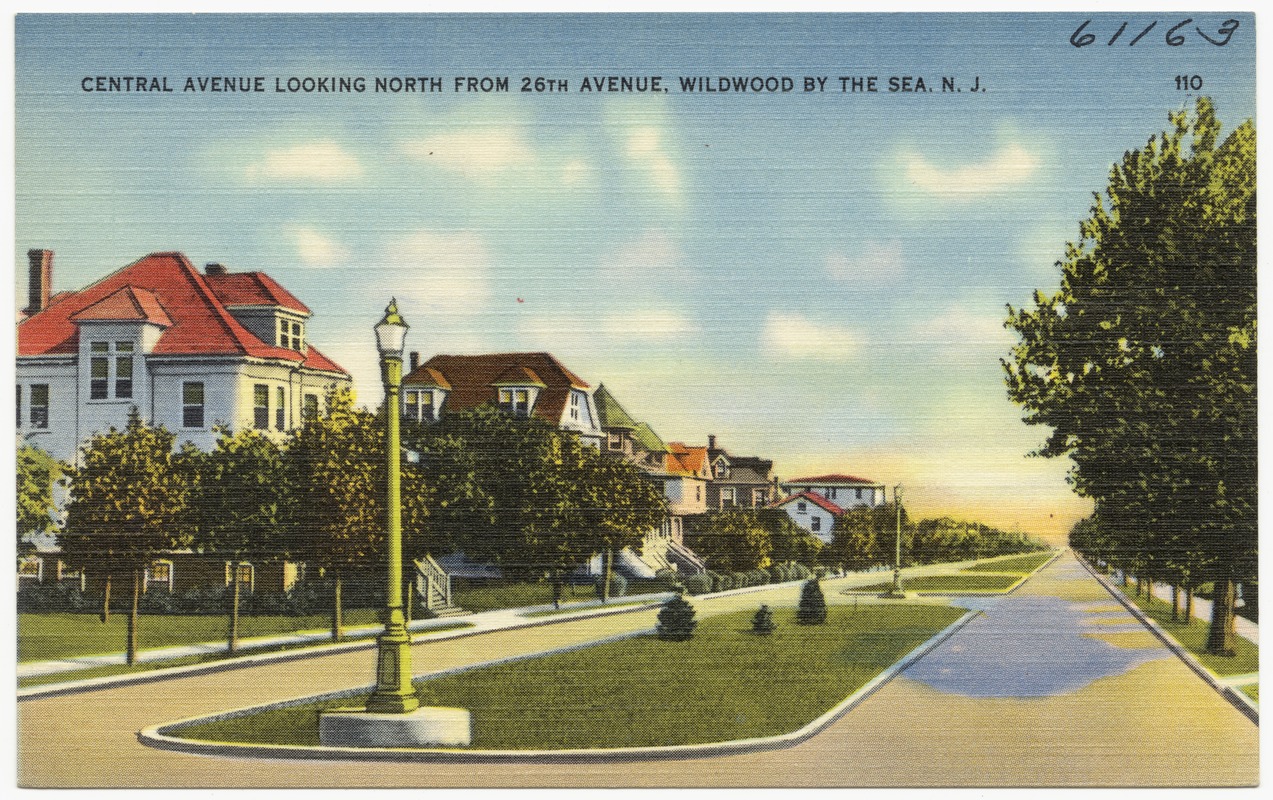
[100,572,112,624]
[1205,576,1237,657]
[228,568,241,655]
[1185,587,1194,621]
[126,568,140,666]
[603,549,614,603]
[1171,585,1180,622]
[1121,571,1129,587]
[331,575,344,642]
[552,574,563,609]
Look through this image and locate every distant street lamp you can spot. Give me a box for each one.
[880,484,908,599]
[366,299,419,714]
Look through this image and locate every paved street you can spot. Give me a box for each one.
[17,552,1257,787]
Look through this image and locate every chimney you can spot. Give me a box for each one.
[205,262,227,276]
[26,249,52,314]
[708,434,717,450]
[409,351,420,372]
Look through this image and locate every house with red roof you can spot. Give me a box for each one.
[781,473,888,509]
[400,351,603,447]
[769,490,846,543]
[17,249,350,466]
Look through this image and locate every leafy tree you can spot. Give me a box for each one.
[285,386,384,641]
[1005,98,1255,655]
[192,428,289,654]
[834,504,895,570]
[17,444,62,561]
[761,508,824,567]
[683,509,773,572]
[796,577,828,625]
[61,410,197,663]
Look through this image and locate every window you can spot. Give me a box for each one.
[569,391,581,421]
[90,342,109,399]
[855,488,863,499]
[827,488,837,500]
[275,386,286,431]
[226,561,255,592]
[715,463,727,479]
[607,431,623,451]
[797,501,807,514]
[29,384,49,429]
[719,487,736,509]
[115,342,134,398]
[144,560,174,593]
[696,485,702,502]
[403,390,419,421]
[420,390,434,421]
[753,488,767,507]
[811,516,822,533]
[498,388,530,416]
[18,555,42,581]
[254,384,269,429]
[182,382,204,428]
[303,393,319,420]
[277,318,305,351]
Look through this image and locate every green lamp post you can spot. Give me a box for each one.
[366,298,419,714]
[880,484,908,599]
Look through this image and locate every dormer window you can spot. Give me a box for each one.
[277,317,305,351]
[89,341,134,400]
[569,391,581,421]
[607,430,624,451]
[403,389,437,423]
[714,462,727,479]
[499,388,531,417]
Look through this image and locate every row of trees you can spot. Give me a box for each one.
[42,389,665,662]
[681,503,1044,576]
[1004,98,1256,655]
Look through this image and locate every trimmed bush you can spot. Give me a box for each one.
[772,564,789,583]
[731,571,750,588]
[594,572,628,600]
[654,568,684,593]
[751,604,777,635]
[683,573,712,596]
[796,577,828,625]
[791,563,811,581]
[656,594,697,641]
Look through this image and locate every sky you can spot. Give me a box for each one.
[12,11,1258,542]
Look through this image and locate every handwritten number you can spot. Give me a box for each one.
[1070,20,1096,48]
[1128,21,1157,47]
[1107,22,1127,46]
[1165,19,1192,46]
[1197,19,1239,46]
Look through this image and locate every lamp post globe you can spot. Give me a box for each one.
[366,298,419,714]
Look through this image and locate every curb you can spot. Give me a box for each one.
[1076,556,1258,726]
[137,608,981,764]
[839,549,1062,598]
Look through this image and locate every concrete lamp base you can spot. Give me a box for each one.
[319,706,472,748]
[878,588,913,600]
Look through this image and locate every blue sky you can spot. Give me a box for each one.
[13,12,1257,540]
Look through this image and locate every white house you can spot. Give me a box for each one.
[781,473,887,509]
[16,249,351,466]
[771,490,844,544]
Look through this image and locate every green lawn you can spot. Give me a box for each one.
[18,609,384,663]
[1239,684,1258,702]
[451,578,601,613]
[963,551,1055,574]
[853,574,1021,593]
[521,600,648,618]
[174,603,965,749]
[17,620,474,689]
[1119,586,1258,676]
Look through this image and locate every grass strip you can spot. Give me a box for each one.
[173,603,964,749]
[962,551,1055,575]
[521,600,647,618]
[1117,585,1258,677]
[851,574,1020,593]
[17,621,474,688]
[1239,684,1258,702]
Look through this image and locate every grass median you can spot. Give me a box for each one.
[962,551,1055,575]
[173,603,965,750]
[852,574,1021,594]
[1117,585,1258,677]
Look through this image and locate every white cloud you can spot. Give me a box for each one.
[761,312,862,362]
[913,308,1014,346]
[288,226,350,268]
[244,140,364,182]
[825,242,906,284]
[625,126,682,201]
[386,231,493,314]
[399,128,535,179]
[903,142,1040,199]
[561,159,593,187]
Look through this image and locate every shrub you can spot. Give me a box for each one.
[731,571,750,588]
[656,594,697,641]
[756,567,772,584]
[791,563,811,581]
[17,582,89,613]
[683,572,712,596]
[594,572,628,600]
[771,564,789,583]
[654,568,684,593]
[706,571,725,592]
[751,604,776,635]
[796,577,828,625]
[814,566,832,579]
